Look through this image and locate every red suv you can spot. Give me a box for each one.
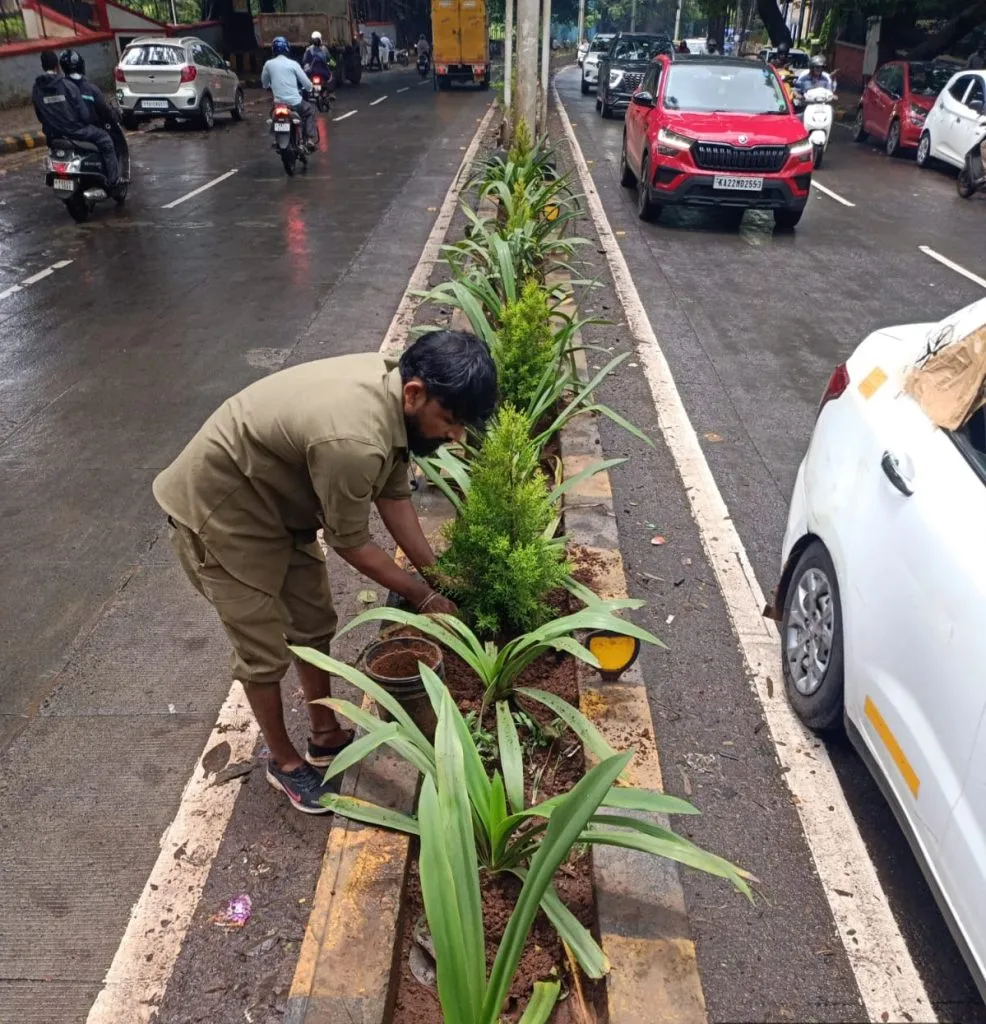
[620,54,813,229]
[852,60,952,157]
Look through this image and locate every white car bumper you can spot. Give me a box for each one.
[583,63,599,83]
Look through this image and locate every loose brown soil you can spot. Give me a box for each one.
[367,641,441,681]
[390,650,606,1023]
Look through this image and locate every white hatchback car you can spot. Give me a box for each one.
[917,69,986,169]
[775,297,986,997]
[116,36,245,131]
[581,34,614,94]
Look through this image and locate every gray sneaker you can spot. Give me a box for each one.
[266,760,340,814]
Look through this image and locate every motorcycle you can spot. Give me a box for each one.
[396,48,409,65]
[269,102,312,176]
[44,123,130,223]
[802,84,836,168]
[309,71,332,112]
[957,120,986,199]
[417,52,430,78]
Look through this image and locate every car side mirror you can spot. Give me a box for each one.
[970,97,984,112]
[632,91,655,108]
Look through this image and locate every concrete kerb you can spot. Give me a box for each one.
[286,130,707,1024]
[1,130,45,155]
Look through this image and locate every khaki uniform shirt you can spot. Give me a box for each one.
[153,354,411,595]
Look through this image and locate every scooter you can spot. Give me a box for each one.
[802,84,836,169]
[957,120,986,199]
[417,51,430,78]
[269,102,312,176]
[44,123,130,223]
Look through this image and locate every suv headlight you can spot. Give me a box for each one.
[609,69,624,87]
[789,137,814,161]
[657,127,693,154]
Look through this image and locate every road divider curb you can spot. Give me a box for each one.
[1,131,45,155]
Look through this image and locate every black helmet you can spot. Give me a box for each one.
[59,48,85,77]
[776,41,790,57]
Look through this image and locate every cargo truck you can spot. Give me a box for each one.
[256,0,362,84]
[432,0,489,90]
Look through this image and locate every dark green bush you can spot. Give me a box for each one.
[492,280,557,413]
[436,405,568,637]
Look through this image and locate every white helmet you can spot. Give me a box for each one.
[311,31,322,44]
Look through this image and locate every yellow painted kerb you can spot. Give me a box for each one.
[865,696,920,797]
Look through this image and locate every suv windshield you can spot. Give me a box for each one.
[590,36,613,53]
[908,62,952,96]
[665,63,789,113]
[612,36,672,61]
[122,44,184,66]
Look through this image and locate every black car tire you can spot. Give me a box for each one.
[581,77,590,95]
[637,156,660,221]
[780,540,845,732]
[199,94,215,131]
[774,208,803,230]
[619,133,636,187]
[601,89,614,118]
[121,111,138,131]
[958,166,976,198]
[916,131,932,168]
[232,88,245,121]
[885,118,901,157]
[479,73,490,90]
[852,106,867,143]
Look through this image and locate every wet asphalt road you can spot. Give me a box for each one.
[554,64,986,1023]
[0,69,489,1023]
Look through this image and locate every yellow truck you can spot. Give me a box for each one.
[432,0,489,90]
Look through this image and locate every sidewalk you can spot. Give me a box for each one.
[0,103,45,155]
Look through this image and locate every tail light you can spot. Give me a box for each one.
[50,161,69,173]
[180,65,197,84]
[273,104,291,116]
[114,67,126,83]
[818,363,849,418]
[472,64,485,74]
[312,75,322,84]
[436,64,447,74]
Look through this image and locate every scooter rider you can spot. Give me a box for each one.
[59,50,119,127]
[795,54,834,95]
[262,37,316,152]
[32,50,121,191]
[416,33,430,58]
[771,41,798,107]
[302,31,334,84]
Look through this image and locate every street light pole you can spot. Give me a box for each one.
[516,0,539,139]
[539,0,551,137]
[577,0,585,48]
[673,0,682,41]
[630,0,636,32]
[504,0,514,122]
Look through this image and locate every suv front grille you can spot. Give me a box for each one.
[614,71,643,93]
[692,142,788,173]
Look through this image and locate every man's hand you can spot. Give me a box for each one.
[416,590,459,617]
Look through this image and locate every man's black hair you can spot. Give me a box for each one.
[40,50,60,72]
[400,330,497,429]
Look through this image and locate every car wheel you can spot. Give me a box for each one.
[774,208,803,230]
[885,118,901,157]
[619,133,636,187]
[781,540,844,731]
[916,131,932,168]
[636,156,660,221]
[232,88,245,122]
[595,95,602,111]
[958,166,976,198]
[601,88,614,118]
[851,106,867,143]
[581,76,590,95]
[199,94,215,130]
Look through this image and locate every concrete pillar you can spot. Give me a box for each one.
[515,0,539,141]
[504,0,514,123]
[538,0,551,137]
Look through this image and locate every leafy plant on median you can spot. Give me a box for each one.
[289,645,753,986]
[433,404,569,636]
[492,280,557,413]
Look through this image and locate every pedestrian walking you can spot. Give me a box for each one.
[369,31,382,71]
[153,333,497,815]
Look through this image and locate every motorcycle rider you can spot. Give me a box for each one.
[261,36,317,152]
[416,33,430,58]
[771,41,799,107]
[795,54,834,95]
[32,50,121,192]
[705,36,719,55]
[303,31,334,85]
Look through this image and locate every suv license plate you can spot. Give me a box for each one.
[53,178,75,192]
[714,175,763,191]
[141,100,169,109]
[274,122,291,132]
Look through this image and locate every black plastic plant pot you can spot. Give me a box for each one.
[584,630,640,682]
[364,636,445,740]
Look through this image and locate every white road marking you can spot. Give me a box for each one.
[370,95,387,106]
[554,84,936,1024]
[161,169,238,210]
[419,79,431,85]
[333,109,357,122]
[397,86,409,93]
[86,685,258,1024]
[87,97,496,1024]
[0,258,73,304]
[920,245,986,290]
[379,99,496,358]
[811,179,856,207]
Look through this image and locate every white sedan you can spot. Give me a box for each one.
[775,297,986,997]
[917,69,986,170]
[581,34,614,94]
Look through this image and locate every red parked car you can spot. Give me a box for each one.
[853,60,953,157]
[620,54,813,229]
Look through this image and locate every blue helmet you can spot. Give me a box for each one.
[272,36,290,57]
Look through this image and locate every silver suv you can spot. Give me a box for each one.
[116,36,245,130]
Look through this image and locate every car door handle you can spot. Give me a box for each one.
[881,451,913,496]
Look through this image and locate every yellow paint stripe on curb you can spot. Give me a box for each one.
[602,935,705,1023]
[865,696,920,797]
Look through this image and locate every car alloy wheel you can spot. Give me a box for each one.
[200,94,215,130]
[852,107,867,143]
[886,119,901,157]
[619,133,636,187]
[781,540,844,731]
[232,89,245,122]
[636,156,658,221]
[916,132,931,167]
